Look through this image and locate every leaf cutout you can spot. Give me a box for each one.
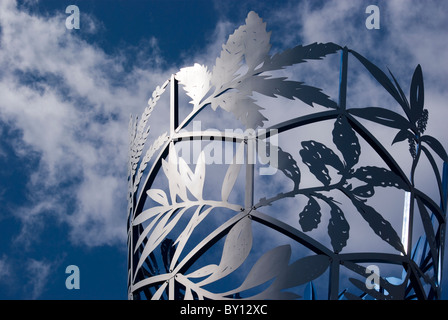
[221,142,244,202]
[294,84,338,109]
[239,75,301,99]
[208,12,339,127]
[133,205,169,226]
[135,207,188,274]
[207,12,271,128]
[410,64,424,122]
[392,129,414,145]
[327,201,350,253]
[178,151,206,201]
[239,75,337,109]
[223,245,291,296]
[299,196,321,232]
[349,50,406,111]
[210,11,270,90]
[211,34,244,90]
[212,91,267,129]
[352,184,375,198]
[198,217,253,286]
[176,63,212,109]
[332,116,360,169]
[134,209,167,252]
[270,255,331,291]
[352,166,408,190]
[186,264,218,279]
[261,42,341,72]
[130,81,169,179]
[352,199,405,253]
[171,206,214,270]
[242,11,272,70]
[258,140,301,190]
[146,189,170,206]
[420,135,448,162]
[300,141,344,186]
[162,144,188,204]
[388,68,410,111]
[348,107,411,130]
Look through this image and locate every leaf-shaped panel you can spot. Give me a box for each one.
[410,64,424,122]
[352,166,408,190]
[161,145,189,204]
[146,189,170,206]
[171,205,213,270]
[186,264,218,279]
[176,64,211,109]
[352,198,405,253]
[135,207,188,274]
[351,184,375,198]
[242,11,271,70]
[178,151,206,201]
[300,141,344,186]
[349,49,407,112]
[198,217,253,286]
[348,107,411,130]
[212,91,267,129]
[420,135,448,162]
[261,42,340,72]
[332,116,360,169]
[258,140,301,189]
[270,255,331,291]
[299,196,322,232]
[327,201,350,253]
[242,75,337,109]
[392,129,414,145]
[223,245,291,296]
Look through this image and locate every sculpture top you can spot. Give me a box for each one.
[127,11,447,300]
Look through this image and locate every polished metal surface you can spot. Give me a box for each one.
[127,11,447,300]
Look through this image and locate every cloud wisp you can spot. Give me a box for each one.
[0,0,171,247]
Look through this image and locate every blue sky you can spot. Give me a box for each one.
[0,0,447,299]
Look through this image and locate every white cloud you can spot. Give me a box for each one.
[0,0,171,247]
[25,258,52,299]
[0,255,11,281]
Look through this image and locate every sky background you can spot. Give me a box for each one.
[0,0,447,299]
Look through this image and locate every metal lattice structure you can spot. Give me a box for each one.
[127,12,447,300]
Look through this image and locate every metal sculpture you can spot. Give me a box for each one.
[127,12,447,300]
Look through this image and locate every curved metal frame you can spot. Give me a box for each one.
[127,12,447,300]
